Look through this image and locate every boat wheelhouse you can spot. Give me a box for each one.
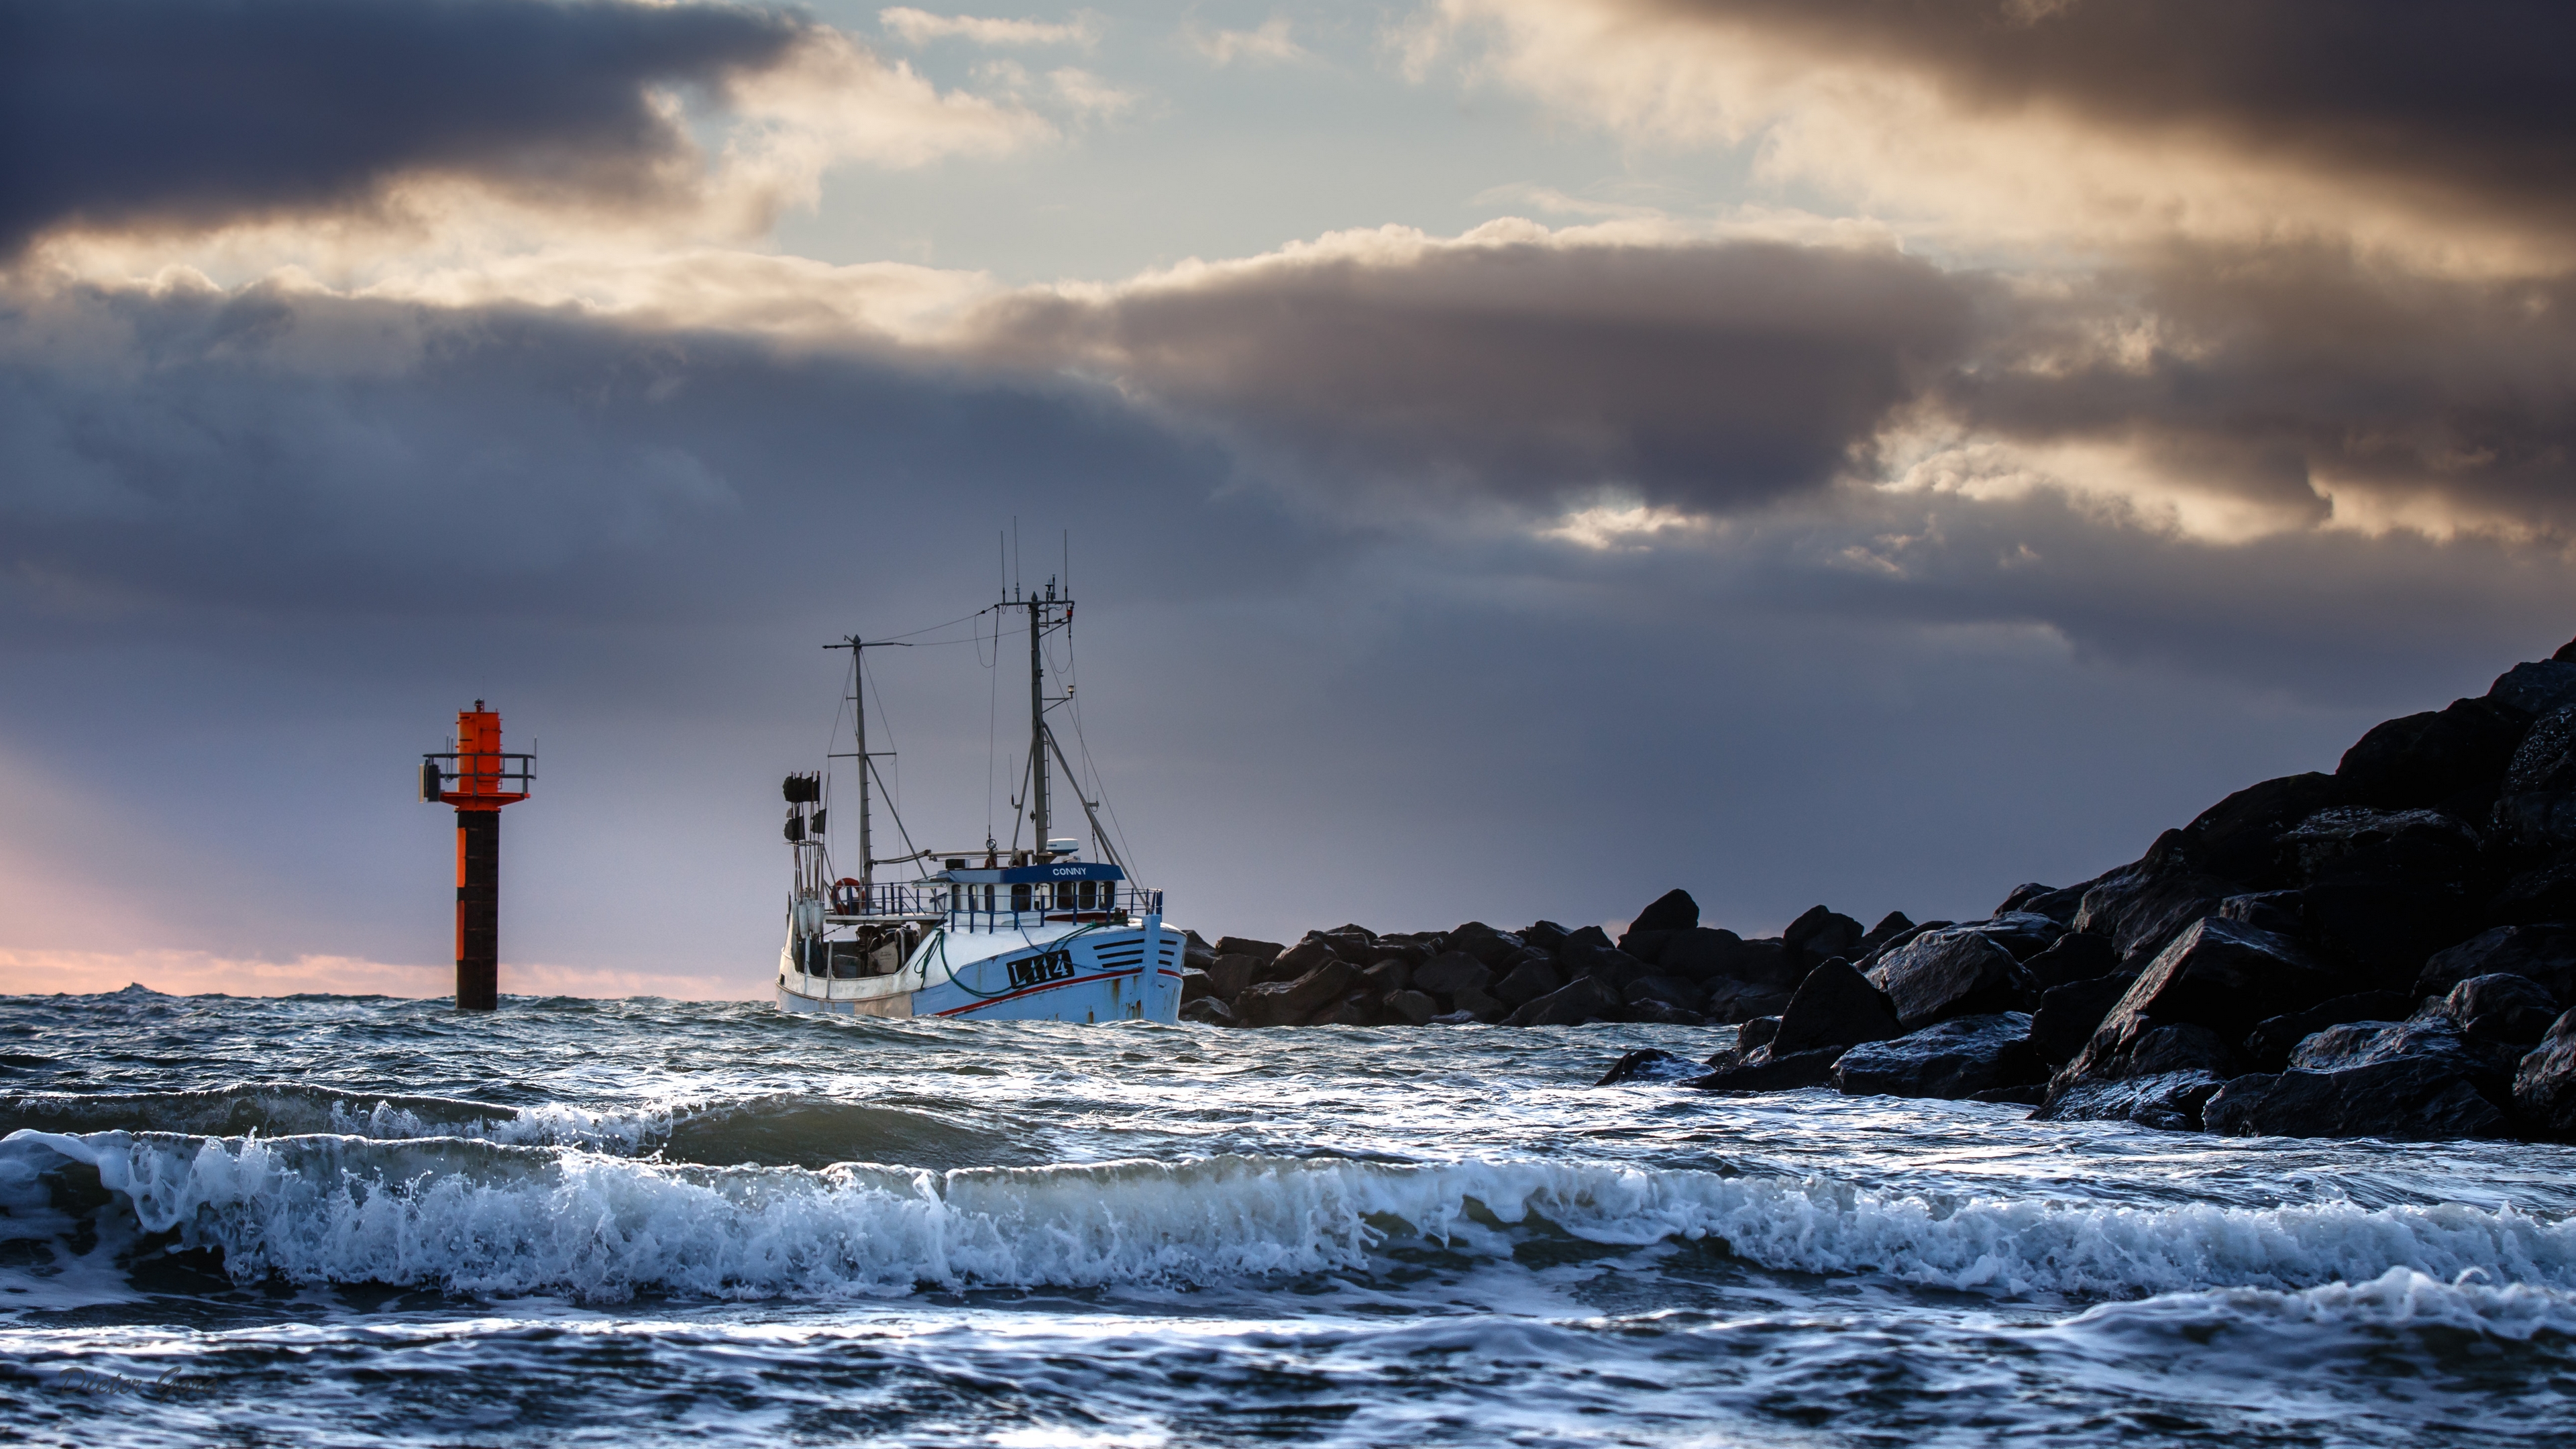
[775,577,1183,1022]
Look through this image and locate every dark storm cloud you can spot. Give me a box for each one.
[0,278,1273,635]
[969,237,1982,511]
[2,272,2565,969]
[0,0,808,255]
[965,229,2576,535]
[1947,245,2576,529]
[1648,0,2576,224]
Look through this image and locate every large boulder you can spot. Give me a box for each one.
[1855,920,1949,972]
[1624,975,1705,1011]
[2204,1025,2516,1140]
[2180,773,2348,889]
[2280,808,2484,986]
[2284,807,2483,883]
[2335,698,2526,815]
[1179,969,1217,1004]
[2216,890,2305,937]
[2506,706,2576,795]
[1263,937,1343,983]
[2073,833,2242,964]
[1833,1014,2042,1100]
[2240,990,2416,1073]
[2290,1018,2519,1079]
[1866,928,2033,1030]
[1449,985,1507,1023]
[2418,924,2576,1001]
[1962,912,2068,961]
[1491,957,1565,1009]
[1383,989,1440,1026]
[1560,945,1656,1000]
[1447,923,1527,967]
[1770,957,1904,1056]
[2485,659,2576,718]
[2491,792,2576,851]
[2028,974,2133,1066]
[2022,931,2118,989]
[2512,1008,2576,1138]
[1180,997,1238,1026]
[1360,958,1412,994]
[2442,973,2562,1046]
[2054,916,2334,1087]
[2004,879,2099,926]
[2035,1071,2227,1130]
[1203,953,1265,1000]
[2486,855,2576,927]
[1234,960,1360,1027]
[1507,975,1628,1027]
[1413,953,1494,998]
[1655,926,1748,979]
[1699,980,1794,1024]
[1628,888,1700,935]
[1686,1046,1844,1092]
[1518,920,1572,954]
[2204,1068,2510,1140]
[1696,937,1796,990]
[1784,906,1865,969]
[1857,911,1917,957]
[1215,936,1284,963]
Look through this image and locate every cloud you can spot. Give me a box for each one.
[3,264,2571,969]
[0,0,797,255]
[1191,17,1305,66]
[1932,244,2576,539]
[1419,0,2576,270]
[941,218,2576,551]
[966,221,1980,513]
[879,7,1100,48]
[0,0,1052,260]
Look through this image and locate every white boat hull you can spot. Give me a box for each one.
[776,916,1184,1023]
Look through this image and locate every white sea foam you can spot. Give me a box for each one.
[2057,1267,2576,1344]
[7,1131,2574,1303]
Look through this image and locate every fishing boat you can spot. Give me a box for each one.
[774,576,1183,1022]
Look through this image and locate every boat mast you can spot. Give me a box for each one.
[1028,586,1049,857]
[824,634,910,896]
[853,639,871,892]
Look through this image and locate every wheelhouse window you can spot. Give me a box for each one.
[1012,882,1032,912]
[1077,879,1097,910]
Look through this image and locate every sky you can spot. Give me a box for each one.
[3,0,2574,1000]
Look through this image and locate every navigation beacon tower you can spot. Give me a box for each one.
[419,702,533,1010]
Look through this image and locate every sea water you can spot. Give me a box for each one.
[3,989,2574,1446]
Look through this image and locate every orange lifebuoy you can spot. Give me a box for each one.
[830,877,865,915]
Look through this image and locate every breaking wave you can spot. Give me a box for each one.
[5,1130,2573,1304]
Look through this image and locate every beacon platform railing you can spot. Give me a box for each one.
[826,881,1164,924]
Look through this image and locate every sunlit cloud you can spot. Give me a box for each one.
[1414,0,2576,277]
[878,7,1102,49]
[1191,17,1306,66]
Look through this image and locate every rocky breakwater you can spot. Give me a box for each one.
[1172,891,1917,1030]
[1598,639,2576,1144]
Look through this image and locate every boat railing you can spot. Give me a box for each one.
[828,883,1164,925]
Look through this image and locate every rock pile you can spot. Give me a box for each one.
[1588,641,2576,1142]
[1173,891,1903,1030]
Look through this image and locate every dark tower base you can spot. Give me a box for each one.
[455,809,500,1010]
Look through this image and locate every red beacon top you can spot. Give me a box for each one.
[421,700,533,810]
